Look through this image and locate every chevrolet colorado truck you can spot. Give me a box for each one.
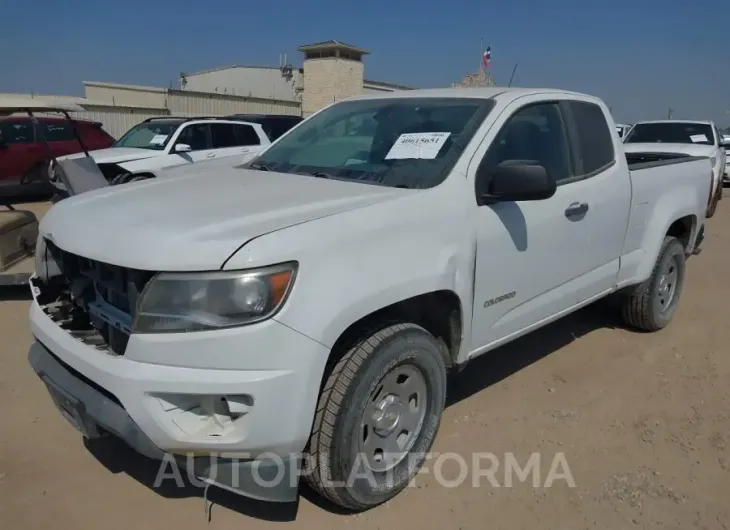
[623,120,728,217]
[28,87,711,511]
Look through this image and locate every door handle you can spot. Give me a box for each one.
[565,202,589,218]
[206,153,216,158]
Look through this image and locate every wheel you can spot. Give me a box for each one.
[304,322,447,511]
[620,236,686,331]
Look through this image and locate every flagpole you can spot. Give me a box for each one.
[480,37,484,73]
[508,63,518,86]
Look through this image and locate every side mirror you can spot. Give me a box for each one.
[721,139,730,148]
[174,143,192,153]
[480,160,556,203]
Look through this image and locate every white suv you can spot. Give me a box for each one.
[53,117,270,186]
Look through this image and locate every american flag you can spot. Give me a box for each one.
[482,47,492,69]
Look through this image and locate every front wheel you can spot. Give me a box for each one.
[304,323,447,511]
[620,236,686,331]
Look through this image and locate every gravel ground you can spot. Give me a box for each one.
[0,201,728,530]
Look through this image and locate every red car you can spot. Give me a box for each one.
[0,116,114,198]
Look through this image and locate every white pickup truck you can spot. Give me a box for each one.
[28,87,711,511]
[623,120,728,217]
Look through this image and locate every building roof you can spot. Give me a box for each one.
[297,40,370,55]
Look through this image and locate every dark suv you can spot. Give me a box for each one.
[226,114,303,141]
[0,116,115,197]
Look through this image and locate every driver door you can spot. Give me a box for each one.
[469,98,591,350]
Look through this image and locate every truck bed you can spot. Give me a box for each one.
[625,151,696,169]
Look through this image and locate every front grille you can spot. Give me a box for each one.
[43,240,155,355]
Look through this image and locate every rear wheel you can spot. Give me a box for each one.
[304,322,447,511]
[620,236,686,331]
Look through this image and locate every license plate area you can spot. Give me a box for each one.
[43,376,100,438]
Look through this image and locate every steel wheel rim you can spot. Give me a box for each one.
[358,364,428,473]
[655,254,679,314]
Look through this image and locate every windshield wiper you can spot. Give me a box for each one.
[249,163,270,171]
[307,171,337,180]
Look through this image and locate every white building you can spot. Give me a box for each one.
[180,40,413,116]
[2,40,413,138]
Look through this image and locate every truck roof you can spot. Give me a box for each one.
[347,86,594,103]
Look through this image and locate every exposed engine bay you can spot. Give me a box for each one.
[33,238,154,356]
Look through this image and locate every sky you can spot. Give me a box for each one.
[1,0,728,126]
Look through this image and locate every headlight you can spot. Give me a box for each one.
[133,262,297,333]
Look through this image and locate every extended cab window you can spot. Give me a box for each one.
[565,101,615,176]
[0,120,34,144]
[251,97,494,189]
[479,102,572,185]
[175,124,210,151]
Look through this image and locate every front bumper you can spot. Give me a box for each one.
[28,300,330,501]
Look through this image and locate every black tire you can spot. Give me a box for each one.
[620,236,686,331]
[304,322,447,511]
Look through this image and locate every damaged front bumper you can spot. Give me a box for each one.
[28,342,301,502]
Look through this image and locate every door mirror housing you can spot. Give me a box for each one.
[479,160,557,204]
[720,138,730,148]
[174,143,192,153]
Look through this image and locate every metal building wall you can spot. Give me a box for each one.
[167,89,300,117]
[183,67,303,102]
[71,106,170,138]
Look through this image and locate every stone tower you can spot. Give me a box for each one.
[299,40,368,117]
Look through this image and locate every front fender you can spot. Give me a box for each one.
[224,187,475,351]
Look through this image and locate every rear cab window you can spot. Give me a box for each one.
[562,100,616,178]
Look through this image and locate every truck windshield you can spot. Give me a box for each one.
[624,123,715,146]
[114,121,181,150]
[249,97,495,189]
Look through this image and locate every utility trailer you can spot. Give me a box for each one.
[0,97,109,287]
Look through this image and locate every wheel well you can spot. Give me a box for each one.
[666,215,695,251]
[328,291,463,371]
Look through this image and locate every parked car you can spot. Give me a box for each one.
[615,123,632,138]
[226,114,303,141]
[0,115,113,198]
[623,120,728,217]
[28,87,710,512]
[52,116,271,189]
[0,97,109,286]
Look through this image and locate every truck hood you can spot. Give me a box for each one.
[60,147,162,165]
[40,168,409,271]
[622,143,714,157]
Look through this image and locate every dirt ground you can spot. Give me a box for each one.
[1,201,728,530]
